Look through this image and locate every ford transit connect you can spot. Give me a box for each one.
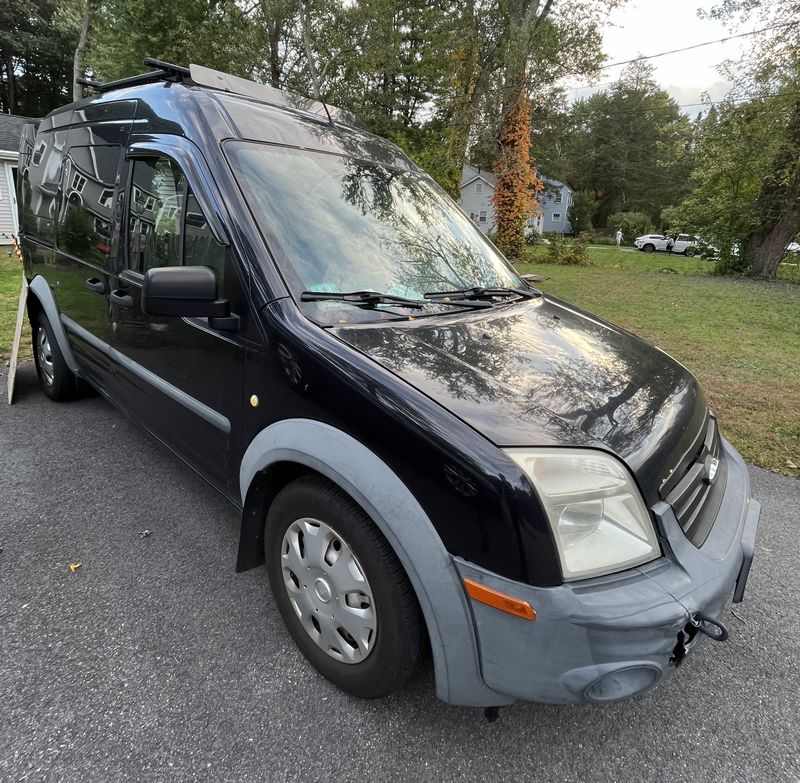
[18,60,760,707]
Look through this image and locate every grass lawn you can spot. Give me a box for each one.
[0,251,31,363]
[2,246,798,477]
[518,245,800,477]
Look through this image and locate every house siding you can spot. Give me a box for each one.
[458,165,574,235]
[0,156,18,244]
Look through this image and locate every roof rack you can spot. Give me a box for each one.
[76,58,367,131]
[77,58,190,94]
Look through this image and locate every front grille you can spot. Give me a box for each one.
[661,413,725,546]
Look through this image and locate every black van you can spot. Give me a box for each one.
[18,60,760,706]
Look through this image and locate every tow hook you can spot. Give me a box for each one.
[690,612,729,642]
[670,612,729,666]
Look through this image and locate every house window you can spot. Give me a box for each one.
[479,210,487,223]
[93,216,110,240]
[555,190,563,203]
[552,212,562,222]
[33,142,46,166]
[98,188,114,208]
[469,212,477,221]
[475,182,483,193]
[71,172,87,193]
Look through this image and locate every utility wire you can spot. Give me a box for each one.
[465,21,798,101]
[596,21,799,71]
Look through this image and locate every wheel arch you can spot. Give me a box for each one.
[26,275,80,375]
[237,418,513,707]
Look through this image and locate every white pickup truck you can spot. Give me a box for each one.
[634,233,699,255]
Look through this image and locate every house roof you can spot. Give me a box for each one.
[0,114,39,155]
[460,164,570,192]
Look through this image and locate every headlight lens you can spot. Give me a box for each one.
[506,448,660,581]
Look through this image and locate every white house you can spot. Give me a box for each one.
[458,164,574,235]
[0,114,36,245]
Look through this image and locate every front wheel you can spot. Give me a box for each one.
[642,243,655,253]
[684,247,696,257]
[265,475,422,698]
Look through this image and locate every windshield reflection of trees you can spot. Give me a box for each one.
[348,307,686,453]
[339,159,514,295]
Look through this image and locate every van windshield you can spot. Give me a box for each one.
[225,141,524,322]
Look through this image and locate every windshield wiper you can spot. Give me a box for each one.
[424,285,539,303]
[300,290,492,309]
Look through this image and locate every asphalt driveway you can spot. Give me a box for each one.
[1,362,798,783]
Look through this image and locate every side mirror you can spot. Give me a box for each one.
[142,265,228,319]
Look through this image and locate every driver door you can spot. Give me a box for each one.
[109,151,247,497]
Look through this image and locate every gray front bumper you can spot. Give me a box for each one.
[455,439,760,704]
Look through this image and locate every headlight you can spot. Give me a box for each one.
[506,448,660,581]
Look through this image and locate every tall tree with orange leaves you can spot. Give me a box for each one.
[492,87,541,257]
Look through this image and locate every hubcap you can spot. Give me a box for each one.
[36,328,55,386]
[280,518,377,664]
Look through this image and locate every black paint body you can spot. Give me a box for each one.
[19,80,709,587]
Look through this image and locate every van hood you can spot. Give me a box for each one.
[333,296,706,502]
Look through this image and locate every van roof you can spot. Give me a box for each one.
[42,60,416,172]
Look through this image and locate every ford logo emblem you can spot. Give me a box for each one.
[703,455,720,484]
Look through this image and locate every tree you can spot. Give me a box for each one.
[668,97,785,273]
[0,1,77,115]
[704,0,800,276]
[568,190,596,234]
[88,0,262,82]
[559,60,694,227]
[492,88,540,256]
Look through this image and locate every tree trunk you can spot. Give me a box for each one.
[3,49,15,113]
[73,0,93,101]
[742,97,800,277]
[744,205,800,277]
[268,23,282,87]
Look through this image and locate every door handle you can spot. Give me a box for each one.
[85,277,106,294]
[110,289,134,308]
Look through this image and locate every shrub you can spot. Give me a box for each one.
[607,211,653,240]
[543,235,589,265]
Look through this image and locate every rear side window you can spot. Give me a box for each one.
[57,144,121,266]
[127,156,185,273]
[21,130,69,245]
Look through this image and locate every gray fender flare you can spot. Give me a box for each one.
[239,418,513,707]
[28,275,80,375]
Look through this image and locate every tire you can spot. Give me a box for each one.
[684,248,696,257]
[32,310,79,401]
[643,243,655,253]
[265,475,422,698]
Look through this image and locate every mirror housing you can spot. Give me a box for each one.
[142,266,228,318]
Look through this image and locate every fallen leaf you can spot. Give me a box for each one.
[138,530,151,538]
[68,562,81,573]
[787,459,797,469]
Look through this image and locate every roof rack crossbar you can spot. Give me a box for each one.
[79,59,191,94]
[143,58,191,78]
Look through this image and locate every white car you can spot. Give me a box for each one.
[634,233,699,256]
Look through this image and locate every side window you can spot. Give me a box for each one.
[22,130,69,245]
[184,190,226,283]
[127,156,186,274]
[57,144,121,265]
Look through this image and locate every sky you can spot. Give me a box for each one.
[565,0,754,112]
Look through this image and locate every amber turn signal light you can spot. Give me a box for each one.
[463,578,536,621]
